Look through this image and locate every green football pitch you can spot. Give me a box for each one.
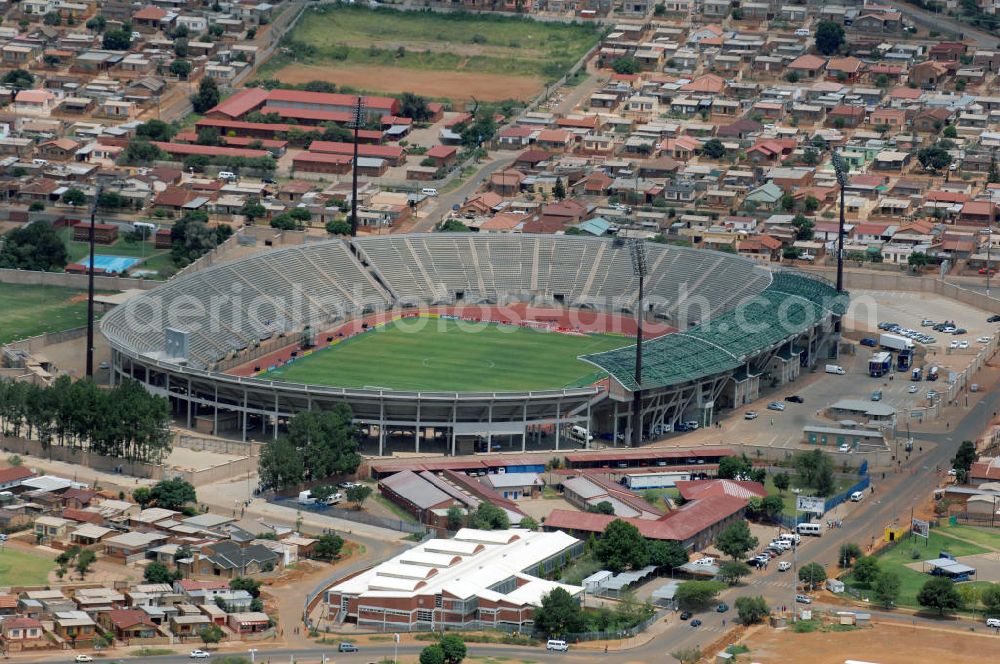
[265,319,631,392]
[0,283,94,345]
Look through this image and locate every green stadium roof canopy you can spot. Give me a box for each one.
[580,271,848,392]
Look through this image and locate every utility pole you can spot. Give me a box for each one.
[349,96,365,237]
[832,150,848,294]
[86,182,103,378]
[629,238,647,448]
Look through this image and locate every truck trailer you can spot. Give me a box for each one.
[879,333,915,352]
[868,352,892,377]
[621,472,692,489]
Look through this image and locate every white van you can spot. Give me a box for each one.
[987,618,1000,628]
[850,490,865,502]
[779,533,801,545]
[218,171,237,181]
[546,639,569,651]
[421,187,439,197]
[825,364,846,375]
[796,522,823,536]
[297,490,316,505]
[569,425,593,442]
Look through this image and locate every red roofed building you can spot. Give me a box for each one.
[971,457,1000,485]
[1,617,43,647]
[960,200,997,226]
[308,141,406,166]
[152,142,270,159]
[196,118,307,139]
[264,89,399,118]
[204,88,270,120]
[826,105,866,128]
[675,479,766,502]
[259,105,354,125]
[292,152,353,175]
[0,466,35,491]
[424,145,457,167]
[787,54,827,79]
[99,610,159,642]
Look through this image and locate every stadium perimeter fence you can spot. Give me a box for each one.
[268,496,427,534]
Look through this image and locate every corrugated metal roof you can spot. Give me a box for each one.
[380,470,452,510]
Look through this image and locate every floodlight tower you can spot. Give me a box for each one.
[86,182,103,379]
[348,96,366,237]
[629,238,647,448]
[831,150,848,294]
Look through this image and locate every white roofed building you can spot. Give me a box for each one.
[326,528,583,630]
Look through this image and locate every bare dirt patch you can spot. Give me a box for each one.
[741,621,1000,663]
[273,63,544,102]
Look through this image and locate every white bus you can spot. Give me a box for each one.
[796,522,823,537]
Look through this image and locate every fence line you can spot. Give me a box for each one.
[269,497,427,534]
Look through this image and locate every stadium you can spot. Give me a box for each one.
[100,234,847,455]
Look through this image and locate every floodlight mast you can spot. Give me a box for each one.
[349,97,365,237]
[832,151,848,294]
[629,238,647,448]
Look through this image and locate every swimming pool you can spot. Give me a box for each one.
[77,255,141,273]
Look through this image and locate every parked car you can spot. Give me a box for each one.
[953,328,968,335]
[690,619,703,628]
[785,395,804,403]
[920,319,935,326]
[338,643,359,653]
[860,337,877,346]
[778,561,792,572]
[546,640,569,652]
[871,390,882,401]
[190,652,211,660]
[679,611,693,620]
[980,268,996,275]
[716,603,729,613]
[988,315,1000,323]
[75,657,94,663]
[795,594,812,604]
[978,336,993,343]
[950,340,959,349]
[959,341,970,349]
[767,402,785,411]
[908,385,919,394]
[693,557,716,566]
[744,411,758,420]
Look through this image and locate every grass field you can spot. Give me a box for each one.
[843,527,991,609]
[264,6,600,100]
[265,319,628,391]
[764,475,859,517]
[0,283,97,345]
[58,227,173,278]
[0,547,55,586]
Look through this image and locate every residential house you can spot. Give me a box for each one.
[34,516,72,543]
[909,61,951,89]
[826,57,864,83]
[787,54,826,80]
[1,617,44,650]
[193,541,281,578]
[52,611,96,644]
[227,611,270,635]
[99,609,160,643]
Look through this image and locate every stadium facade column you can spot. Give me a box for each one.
[450,402,458,456]
[612,401,619,448]
[187,379,192,429]
[555,401,561,450]
[415,402,421,453]
[273,392,279,440]
[379,400,386,457]
[213,384,219,436]
[242,390,248,443]
[487,401,493,450]
[522,402,528,453]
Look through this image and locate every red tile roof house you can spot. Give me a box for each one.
[0,466,35,491]
[869,108,907,131]
[424,145,458,167]
[787,54,827,80]
[960,200,998,226]
[308,141,406,167]
[151,142,271,160]
[826,105,866,129]
[825,57,865,83]
[1,617,44,652]
[98,609,160,643]
[970,457,1000,485]
[291,152,353,176]
[534,129,574,153]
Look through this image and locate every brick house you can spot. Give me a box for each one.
[99,609,160,642]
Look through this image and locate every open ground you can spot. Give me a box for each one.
[740,621,1000,663]
[264,6,600,101]
[264,319,628,392]
[0,283,93,345]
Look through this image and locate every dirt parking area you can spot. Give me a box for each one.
[516,496,575,521]
[741,622,1000,663]
[273,63,544,102]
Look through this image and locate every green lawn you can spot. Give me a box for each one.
[265,5,601,81]
[0,283,96,345]
[265,319,628,391]
[58,227,173,279]
[843,529,989,609]
[764,475,859,517]
[0,547,55,586]
[938,523,1000,550]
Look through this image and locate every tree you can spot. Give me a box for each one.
[780,193,795,212]
[671,647,702,664]
[86,15,107,32]
[439,634,467,664]
[420,645,445,664]
[192,77,221,113]
[803,195,820,213]
[123,138,165,164]
[240,199,266,224]
[917,145,952,171]
[943,124,958,138]
[718,560,752,585]
[199,624,224,647]
[798,562,827,591]
[952,440,978,483]
[75,549,96,578]
[793,449,836,496]
[802,148,820,166]
[760,495,784,522]
[131,486,153,508]
[917,576,963,615]
[611,56,640,74]
[2,69,34,90]
[313,533,344,560]
[520,516,539,530]
[456,109,497,149]
[773,471,790,494]
[674,580,727,611]
[533,587,585,637]
[144,562,176,584]
[170,59,192,79]
[815,20,845,56]
[399,92,433,121]
[595,519,649,573]
[149,477,196,511]
[792,213,814,241]
[908,251,931,270]
[587,501,615,515]
[701,138,726,159]
[873,571,901,609]
[468,502,510,530]
[734,595,770,625]
[325,218,352,235]
[258,435,305,490]
[174,38,190,58]
[230,577,261,598]
[853,555,881,585]
[346,484,372,508]
[0,221,68,272]
[446,505,465,531]
[553,177,566,200]
[839,542,862,568]
[43,12,61,26]
[718,454,752,479]
[62,188,87,207]
[440,218,470,232]
[715,520,759,560]
[102,29,132,50]
[648,539,688,570]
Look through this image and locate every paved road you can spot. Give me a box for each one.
[886,0,998,47]
[413,156,517,232]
